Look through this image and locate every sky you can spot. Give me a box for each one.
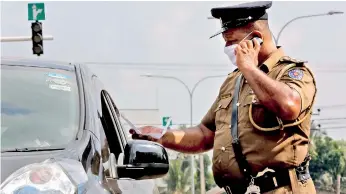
[1,1,346,140]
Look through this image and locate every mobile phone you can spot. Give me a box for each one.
[252,37,263,46]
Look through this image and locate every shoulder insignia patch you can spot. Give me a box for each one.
[288,68,304,80]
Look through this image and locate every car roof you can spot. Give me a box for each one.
[1,57,77,71]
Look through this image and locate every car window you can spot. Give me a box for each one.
[104,93,128,145]
[118,113,133,139]
[1,64,80,150]
[100,90,124,159]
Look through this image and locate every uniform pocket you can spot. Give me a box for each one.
[214,96,232,111]
[214,96,232,131]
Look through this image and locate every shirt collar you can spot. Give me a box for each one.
[259,46,285,73]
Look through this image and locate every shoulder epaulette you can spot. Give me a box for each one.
[279,56,307,66]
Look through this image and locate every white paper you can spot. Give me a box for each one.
[120,113,142,135]
[120,112,169,139]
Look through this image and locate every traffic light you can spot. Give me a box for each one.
[31,21,43,56]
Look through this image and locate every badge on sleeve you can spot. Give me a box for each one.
[288,68,304,80]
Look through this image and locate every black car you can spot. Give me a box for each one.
[1,58,169,194]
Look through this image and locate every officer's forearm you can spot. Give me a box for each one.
[159,124,214,154]
[240,66,301,120]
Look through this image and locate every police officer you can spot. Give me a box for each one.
[131,1,317,193]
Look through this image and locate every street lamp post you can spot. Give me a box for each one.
[142,74,226,194]
[274,11,343,45]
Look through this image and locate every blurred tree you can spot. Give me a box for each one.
[162,158,191,194]
[309,126,346,191]
[160,124,192,194]
[194,154,217,193]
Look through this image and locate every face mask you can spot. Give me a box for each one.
[224,44,238,66]
[223,31,256,67]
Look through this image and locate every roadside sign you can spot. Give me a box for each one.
[162,117,172,128]
[28,3,45,21]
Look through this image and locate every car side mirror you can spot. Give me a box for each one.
[117,140,169,180]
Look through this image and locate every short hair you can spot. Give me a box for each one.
[242,20,270,34]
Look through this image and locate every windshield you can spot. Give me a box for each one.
[1,64,80,150]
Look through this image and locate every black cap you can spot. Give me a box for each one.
[209,1,272,39]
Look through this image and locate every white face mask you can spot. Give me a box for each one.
[224,44,238,66]
[223,31,256,67]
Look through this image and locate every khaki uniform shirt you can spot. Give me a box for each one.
[201,47,317,185]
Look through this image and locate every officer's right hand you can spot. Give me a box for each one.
[129,126,164,144]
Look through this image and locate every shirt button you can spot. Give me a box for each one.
[221,147,226,152]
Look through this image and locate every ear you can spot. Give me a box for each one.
[251,30,263,40]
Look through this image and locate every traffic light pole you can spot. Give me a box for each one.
[0,35,54,42]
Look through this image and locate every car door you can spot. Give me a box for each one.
[86,72,135,194]
[101,91,160,194]
[79,67,115,193]
[98,90,138,194]
[83,73,122,194]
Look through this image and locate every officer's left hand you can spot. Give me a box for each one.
[235,38,261,70]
